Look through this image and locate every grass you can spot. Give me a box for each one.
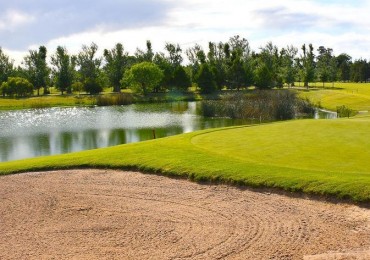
[0,90,207,110]
[1,83,369,202]
[1,83,369,112]
[0,95,96,110]
[1,116,370,202]
[298,82,370,113]
[0,85,132,110]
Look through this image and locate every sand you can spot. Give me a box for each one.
[1,169,369,259]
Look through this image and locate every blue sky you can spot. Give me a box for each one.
[1,0,369,63]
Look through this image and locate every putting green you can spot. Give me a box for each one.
[191,118,370,174]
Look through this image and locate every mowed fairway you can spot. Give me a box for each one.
[1,116,370,202]
[299,83,370,112]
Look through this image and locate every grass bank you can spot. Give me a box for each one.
[1,117,370,202]
[0,90,215,110]
[1,83,369,112]
[0,95,96,110]
[298,82,370,114]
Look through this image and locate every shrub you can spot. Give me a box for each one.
[336,105,355,118]
[83,78,103,95]
[1,77,33,97]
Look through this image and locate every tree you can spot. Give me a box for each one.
[186,44,205,84]
[51,46,75,94]
[153,52,173,92]
[228,50,249,90]
[316,46,337,87]
[164,42,188,91]
[228,35,251,58]
[1,77,33,97]
[336,53,352,82]
[280,45,298,87]
[253,42,280,89]
[300,44,315,88]
[208,42,228,89]
[254,62,273,89]
[135,40,154,63]
[72,81,84,95]
[104,43,128,92]
[24,46,50,95]
[196,63,217,94]
[165,43,183,67]
[0,48,14,86]
[122,62,163,94]
[172,66,191,91]
[225,36,253,90]
[350,59,369,83]
[76,42,103,94]
[328,55,338,87]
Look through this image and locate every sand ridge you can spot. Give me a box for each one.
[1,169,369,259]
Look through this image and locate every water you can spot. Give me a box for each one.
[314,108,337,119]
[0,102,248,162]
[0,102,336,162]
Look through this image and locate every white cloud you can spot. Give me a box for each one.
[0,9,35,31]
[2,48,27,66]
[5,0,370,64]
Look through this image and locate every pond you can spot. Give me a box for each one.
[0,102,336,162]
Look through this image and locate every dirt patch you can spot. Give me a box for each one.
[1,169,369,259]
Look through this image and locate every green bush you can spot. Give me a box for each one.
[1,77,33,97]
[336,105,355,118]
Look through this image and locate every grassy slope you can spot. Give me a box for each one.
[1,117,370,202]
[299,83,370,112]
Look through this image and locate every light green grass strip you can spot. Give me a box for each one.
[1,118,370,202]
[0,95,95,110]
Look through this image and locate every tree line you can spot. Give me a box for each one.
[1,35,369,97]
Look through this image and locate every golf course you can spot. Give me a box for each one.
[1,83,370,202]
[1,84,370,259]
[2,0,370,257]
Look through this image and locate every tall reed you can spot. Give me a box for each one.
[96,93,134,106]
[201,90,315,121]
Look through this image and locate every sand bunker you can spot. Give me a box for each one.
[1,169,369,259]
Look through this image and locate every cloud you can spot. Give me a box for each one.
[3,0,370,64]
[253,7,320,31]
[0,0,175,50]
[0,9,34,31]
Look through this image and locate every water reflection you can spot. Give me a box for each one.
[0,102,248,162]
[0,102,335,162]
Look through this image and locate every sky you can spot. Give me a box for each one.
[1,0,370,64]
